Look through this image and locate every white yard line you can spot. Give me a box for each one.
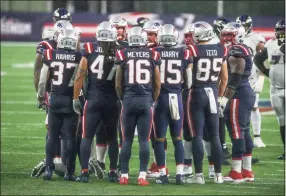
[1,122,44,126]
[1,111,44,115]
[1,42,38,47]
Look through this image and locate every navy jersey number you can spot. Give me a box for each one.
[50,61,77,85]
[160,59,182,84]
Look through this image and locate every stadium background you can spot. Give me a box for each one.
[1,0,285,195]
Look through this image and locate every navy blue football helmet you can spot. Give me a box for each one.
[136,17,149,28]
[236,15,253,35]
[53,8,72,23]
[275,19,285,46]
[213,18,230,38]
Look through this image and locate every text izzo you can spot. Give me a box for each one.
[206,50,218,56]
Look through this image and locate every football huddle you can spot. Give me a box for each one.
[31,7,285,186]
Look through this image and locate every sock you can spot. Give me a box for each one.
[242,154,252,171]
[184,140,193,166]
[203,141,211,157]
[251,109,261,136]
[231,159,242,173]
[173,140,184,168]
[165,150,167,166]
[219,117,226,147]
[96,144,108,163]
[153,150,157,164]
[176,164,184,175]
[121,173,128,179]
[280,126,285,146]
[158,167,166,176]
[138,171,147,179]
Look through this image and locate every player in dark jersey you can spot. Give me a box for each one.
[151,24,192,185]
[73,21,119,183]
[219,22,256,183]
[135,17,149,28]
[37,29,80,181]
[142,20,168,178]
[184,22,228,184]
[91,16,129,176]
[115,26,161,186]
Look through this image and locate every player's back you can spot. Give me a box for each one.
[119,47,160,97]
[156,46,190,94]
[82,42,117,99]
[191,43,226,88]
[42,48,81,113]
[44,49,81,96]
[226,43,253,87]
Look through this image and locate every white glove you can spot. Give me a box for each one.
[253,75,264,93]
[73,99,82,115]
[218,96,229,117]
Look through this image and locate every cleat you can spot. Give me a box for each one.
[208,166,215,179]
[119,177,128,185]
[147,162,160,178]
[76,171,89,183]
[43,166,53,181]
[108,170,119,182]
[185,173,205,184]
[252,158,259,165]
[89,159,104,179]
[98,161,106,172]
[64,172,78,182]
[183,166,193,178]
[31,159,46,178]
[254,137,266,148]
[277,153,285,160]
[214,173,224,184]
[155,175,169,184]
[176,174,183,185]
[242,169,254,182]
[138,178,149,186]
[223,170,244,183]
[223,147,231,159]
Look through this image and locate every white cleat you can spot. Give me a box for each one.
[183,166,193,178]
[254,137,266,148]
[208,165,215,179]
[185,173,205,184]
[214,173,224,184]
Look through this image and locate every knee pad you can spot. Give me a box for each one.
[232,139,246,154]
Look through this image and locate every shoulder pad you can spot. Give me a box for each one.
[228,45,250,58]
[83,42,94,54]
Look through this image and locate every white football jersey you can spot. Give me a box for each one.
[265,38,285,89]
[244,32,266,86]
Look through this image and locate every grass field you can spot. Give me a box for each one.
[1,43,285,195]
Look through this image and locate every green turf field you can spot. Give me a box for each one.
[1,43,285,195]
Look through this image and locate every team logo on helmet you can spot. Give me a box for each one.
[57,22,64,28]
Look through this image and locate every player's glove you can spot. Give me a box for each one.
[218,96,229,117]
[37,95,46,111]
[253,75,264,93]
[73,99,82,115]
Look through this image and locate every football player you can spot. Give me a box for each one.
[37,28,80,181]
[184,21,228,184]
[152,24,192,185]
[212,18,232,163]
[115,26,161,186]
[236,15,266,148]
[182,24,195,178]
[220,22,255,183]
[254,19,285,160]
[73,21,120,183]
[142,20,168,178]
[31,20,74,178]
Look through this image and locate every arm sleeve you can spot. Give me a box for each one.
[254,48,269,77]
[115,49,126,68]
[151,50,161,67]
[81,42,92,58]
[38,64,49,98]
